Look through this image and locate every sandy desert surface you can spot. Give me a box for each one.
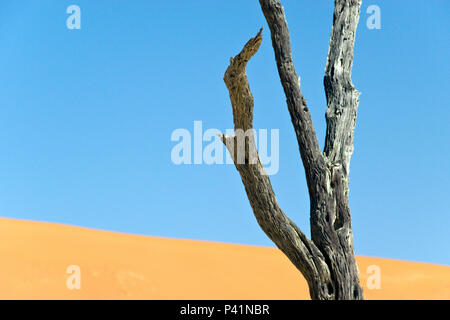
[0,217,448,300]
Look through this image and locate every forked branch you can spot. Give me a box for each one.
[222,0,364,300]
[221,30,333,299]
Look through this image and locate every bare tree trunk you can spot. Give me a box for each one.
[221,0,363,300]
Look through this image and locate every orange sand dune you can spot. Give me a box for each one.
[0,217,448,300]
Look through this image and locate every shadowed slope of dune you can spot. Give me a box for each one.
[0,217,448,300]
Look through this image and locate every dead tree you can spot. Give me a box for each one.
[221,0,364,300]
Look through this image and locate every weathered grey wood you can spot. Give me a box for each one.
[222,0,364,300]
[258,0,326,192]
[221,30,333,300]
[318,0,364,300]
[324,0,361,175]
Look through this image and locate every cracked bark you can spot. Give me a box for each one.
[221,0,363,300]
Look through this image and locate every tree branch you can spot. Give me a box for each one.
[257,0,364,299]
[258,0,326,190]
[324,0,362,175]
[221,30,333,299]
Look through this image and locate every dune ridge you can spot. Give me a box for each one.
[0,217,449,300]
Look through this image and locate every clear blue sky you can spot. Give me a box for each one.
[0,1,448,265]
